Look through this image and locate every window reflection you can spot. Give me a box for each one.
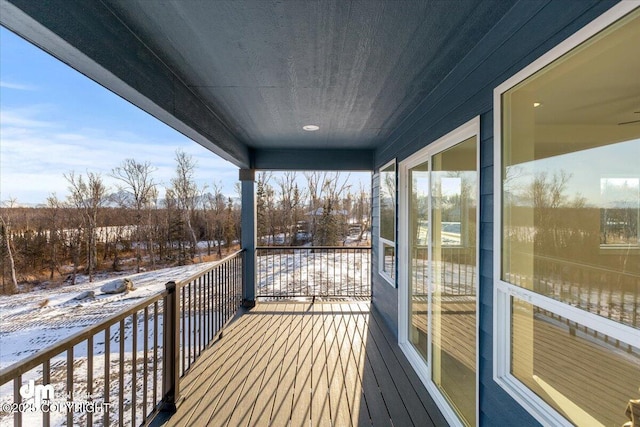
[382,243,395,279]
[432,137,477,426]
[501,7,640,329]
[600,177,639,248]
[512,298,640,427]
[409,162,429,361]
[501,8,640,425]
[380,162,396,283]
[380,163,396,242]
[503,138,640,329]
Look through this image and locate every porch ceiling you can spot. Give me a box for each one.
[0,0,515,170]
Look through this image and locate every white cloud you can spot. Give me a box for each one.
[0,108,239,204]
[0,80,37,91]
[0,107,58,128]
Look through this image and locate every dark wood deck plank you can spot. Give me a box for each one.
[227,303,291,427]
[324,304,353,427]
[346,303,393,427]
[335,303,373,427]
[357,312,415,426]
[291,304,314,427]
[244,303,293,426]
[168,308,265,427]
[270,303,304,426]
[203,303,283,426]
[311,303,332,427]
[368,304,449,427]
[163,301,446,427]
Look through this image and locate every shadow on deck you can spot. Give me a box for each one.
[153,301,447,427]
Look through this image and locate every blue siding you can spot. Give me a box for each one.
[370,1,620,425]
[478,112,535,424]
[371,172,399,335]
[375,0,617,167]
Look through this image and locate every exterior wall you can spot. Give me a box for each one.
[371,172,399,335]
[477,111,535,425]
[370,1,620,425]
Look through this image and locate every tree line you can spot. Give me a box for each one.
[0,164,372,295]
[0,150,240,294]
[256,171,371,247]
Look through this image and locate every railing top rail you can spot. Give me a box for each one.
[256,245,372,250]
[175,249,245,288]
[1,251,247,384]
[0,289,168,385]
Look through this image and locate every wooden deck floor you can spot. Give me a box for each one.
[160,301,447,427]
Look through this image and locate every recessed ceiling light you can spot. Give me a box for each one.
[303,125,319,131]
[533,102,542,108]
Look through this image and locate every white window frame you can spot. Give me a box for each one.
[398,116,480,427]
[492,3,640,426]
[378,159,397,286]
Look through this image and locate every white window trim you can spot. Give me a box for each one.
[492,3,640,427]
[378,159,397,286]
[398,116,480,427]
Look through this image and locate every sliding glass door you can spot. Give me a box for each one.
[431,136,477,426]
[400,119,478,427]
[409,160,430,361]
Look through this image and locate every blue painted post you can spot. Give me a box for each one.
[240,169,256,308]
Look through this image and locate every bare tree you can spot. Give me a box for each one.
[45,194,62,279]
[206,183,227,257]
[0,198,19,294]
[146,186,160,268]
[276,172,305,245]
[355,183,371,240]
[163,188,182,262]
[172,150,202,263]
[223,197,236,250]
[111,159,157,272]
[256,172,276,244]
[307,172,351,245]
[65,171,107,282]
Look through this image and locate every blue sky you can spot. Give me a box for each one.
[0,26,240,205]
[0,27,371,206]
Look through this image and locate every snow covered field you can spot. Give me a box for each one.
[0,263,223,369]
[0,262,225,427]
[256,248,371,297]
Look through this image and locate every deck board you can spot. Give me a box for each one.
[270,304,301,426]
[325,304,352,427]
[163,301,445,427]
[310,302,332,427]
[344,303,392,427]
[246,304,290,426]
[290,304,313,427]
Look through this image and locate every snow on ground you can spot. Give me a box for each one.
[0,262,220,369]
[0,262,225,427]
[256,250,371,296]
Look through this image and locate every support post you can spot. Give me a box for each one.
[240,169,256,308]
[161,281,181,412]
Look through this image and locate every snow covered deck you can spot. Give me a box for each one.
[154,301,446,427]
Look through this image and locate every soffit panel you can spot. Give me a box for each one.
[105,0,515,150]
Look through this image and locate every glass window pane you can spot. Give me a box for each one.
[382,242,395,279]
[380,163,396,242]
[432,136,477,426]
[511,297,640,427]
[409,161,429,361]
[501,9,640,329]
